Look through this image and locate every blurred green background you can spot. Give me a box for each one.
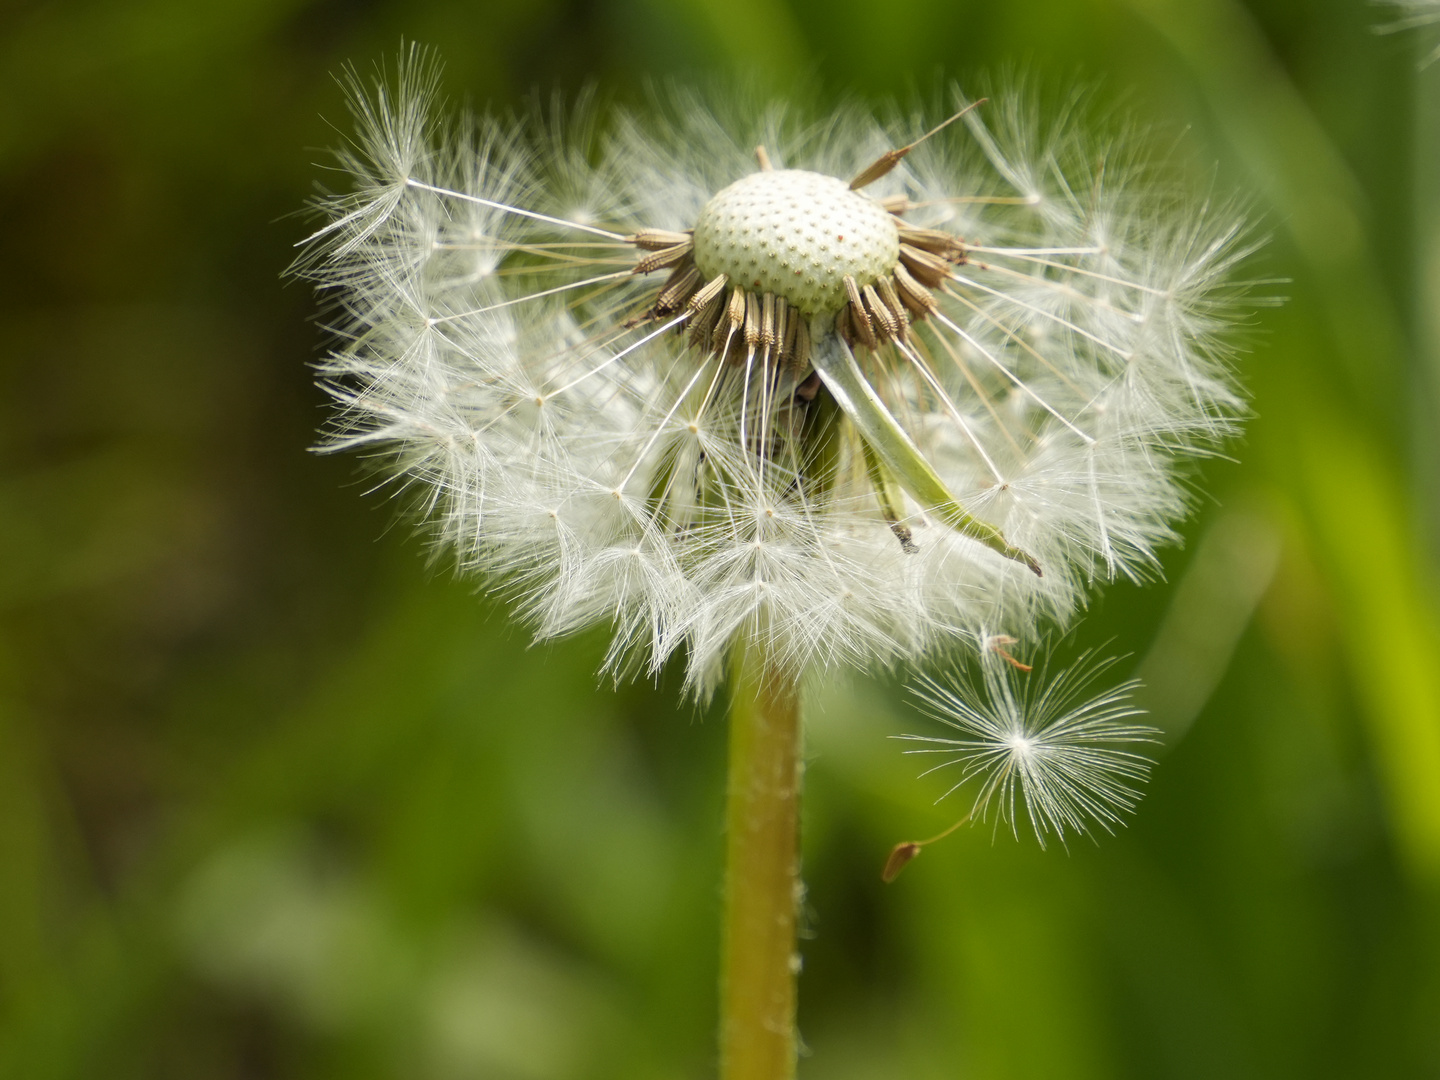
[4,0,1440,1076]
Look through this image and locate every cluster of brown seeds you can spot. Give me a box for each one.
[626,228,813,372]
[624,208,968,368]
[834,214,965,350]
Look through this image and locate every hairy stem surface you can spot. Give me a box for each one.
[720,649,803,1080]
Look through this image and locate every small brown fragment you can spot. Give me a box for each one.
[761,292,777,350]
[882,842,922,883]
[633,242,694,275]
[755,145,774,171]
[687,273,729,314]
[792,313,810,370]
[714,286,748,358]
[889,522,918,553]
[781,304,799,365]
[629,229,693,251]
[727,285,748,329]
[875,276,911,338]
[743,291,763,348]
[688,278,726,349]
[848,100,987,190]
[899,243,953,289]
[842,275,877,349]
[883,811,974,882]
[880,193,913,215]
[849,149,908,192]
[987,634,1034,672]
[688,298,723,350]
[710,314,733,357]
[862,282,898,341]
[893,263,938,316]
[794,369,821,403]
[654,262,700,314]
[897,225,966,262]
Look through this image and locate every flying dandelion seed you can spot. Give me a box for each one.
[294,48,1251,695]
[901,645,1158,847]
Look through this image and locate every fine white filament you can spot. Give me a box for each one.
[903,650,1158,845]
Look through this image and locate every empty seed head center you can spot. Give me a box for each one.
[692,170,899,315]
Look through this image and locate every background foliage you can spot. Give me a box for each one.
[3,0,1440,1076]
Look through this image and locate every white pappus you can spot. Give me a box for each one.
[296,48,1252,709]
[902,646,1158,847]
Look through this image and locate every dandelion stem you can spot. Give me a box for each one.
[721,647,802,1080]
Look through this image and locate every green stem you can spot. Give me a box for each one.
[720,648,803,1080]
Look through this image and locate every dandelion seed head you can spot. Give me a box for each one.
[296,49,1254,695]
